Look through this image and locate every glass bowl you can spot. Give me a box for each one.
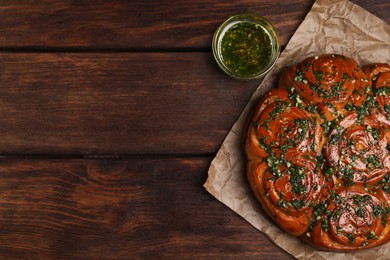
[212,14,280,80]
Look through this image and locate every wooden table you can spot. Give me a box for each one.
[0,1,388,259]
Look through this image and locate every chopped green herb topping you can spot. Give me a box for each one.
[269,102,291,119]
[277,197,288,209]
[293,118,311,143]
[315,71,323,81]
[332,208,343,221]
[346,233,356,245]
[368,127,381,141]
[307,104,318,114]
[307,202,327,232]
[321,120,333,136]
[329,133,342,145]
[220,22,272,75]
[258,137,272,154]
[263,101,291,127]
[341,165,355,186]
[375,86,390,96]
[353,194,371,205]
[366,154,382,170]
[291,198,306,210]
[267,154,284,178]
[382,207,390,226]
[294,69,306,82]
[288,87,305,109]
[327,102,338,116]
[382,173,390,194]
[373,205,383,219]
[345,102,355,111]
[356,95,375,124]
[324,166,336,181]
[384,104,390,114]
[342,73,351,79]
[321,210,333,232]
[288,165,307,195]
[305,60,311,70]
[367,231,378,240]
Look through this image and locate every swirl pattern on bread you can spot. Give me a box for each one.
[244,54,390,251]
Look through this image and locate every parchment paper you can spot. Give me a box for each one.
[204,0,390,259]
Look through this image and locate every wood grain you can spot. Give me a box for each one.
[0,0,315,49]
[0,52,261,155]
[0,158,293,259]
[0,0,387,50]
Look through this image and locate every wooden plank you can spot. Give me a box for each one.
[0,52,260,155]
[0,0,387,50]
[0,157,293,259]
[0,0,314,49]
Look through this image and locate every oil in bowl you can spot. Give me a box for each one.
[212,14,280,80]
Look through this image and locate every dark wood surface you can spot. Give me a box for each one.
[0,52,259,155]
[0,1,388,259]
[0,158,289,259]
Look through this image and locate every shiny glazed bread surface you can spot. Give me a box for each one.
[244,54,390,251]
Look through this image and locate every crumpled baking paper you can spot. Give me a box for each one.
[204,0,390,259]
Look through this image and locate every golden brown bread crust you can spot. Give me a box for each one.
[244,54,390,251]
[278,54,368,121]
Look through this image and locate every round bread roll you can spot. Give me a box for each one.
[244,54,390,251]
